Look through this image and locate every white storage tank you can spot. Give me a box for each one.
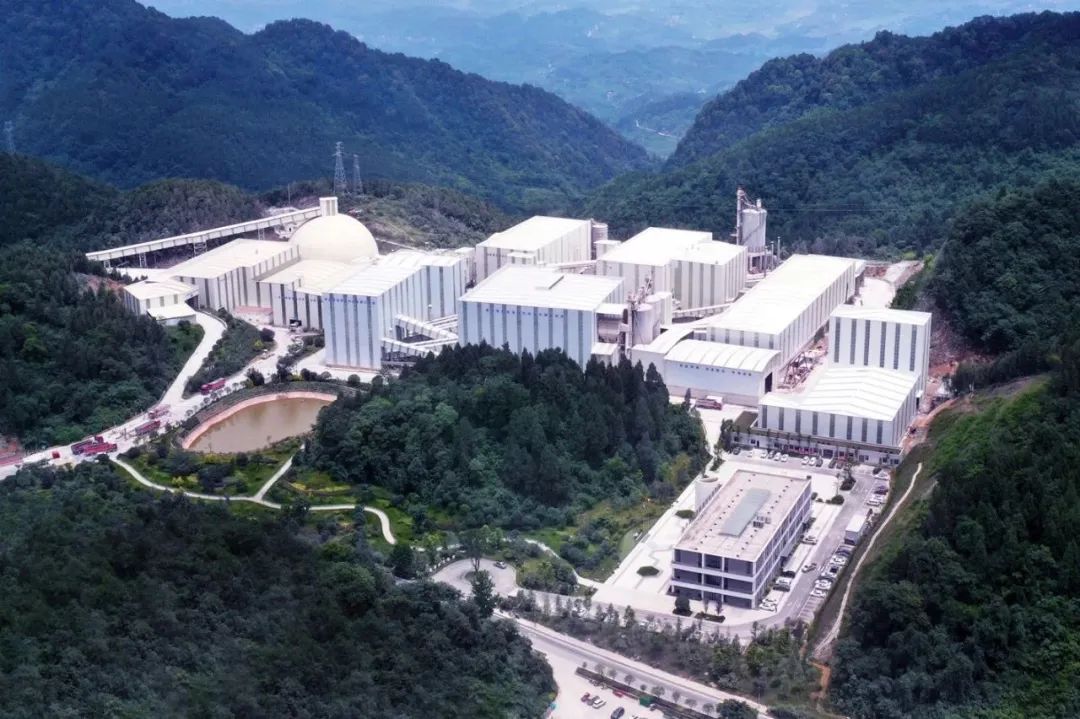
[740,204,767,252]
[591,220,609,245]
[695,476,720,511]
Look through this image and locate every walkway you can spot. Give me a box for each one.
[813,462,923,660]
[112,456,396,544]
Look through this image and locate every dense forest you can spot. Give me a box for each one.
[831,369,1080,718]
[585,12,1080,258]
[0,154,264,445]
[930,176,1080,353]
[303,344,707,529]
[0,0,650,211]
[0,461,554,717]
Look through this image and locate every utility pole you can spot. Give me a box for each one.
[332,142,347,197]
[352,154,363,196]
[4,121,14,154]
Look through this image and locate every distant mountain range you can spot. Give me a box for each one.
[585,11,1080,257]
[147,0,1079,155]
[0,0,649,211]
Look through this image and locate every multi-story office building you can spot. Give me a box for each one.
[670,471,812,609]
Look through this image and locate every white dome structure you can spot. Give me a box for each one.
[290,197,378,264]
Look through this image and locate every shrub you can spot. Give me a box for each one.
[675,509,695,519]
[828,494,845,505]
[673,596,692,615]
[637,566,660,577]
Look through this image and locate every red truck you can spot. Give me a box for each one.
[200,378,226,394]
[71,435,106,455]
[79,441,117,456]
[134,420,161,437]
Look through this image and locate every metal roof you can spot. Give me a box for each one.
[460,266,623,311]
[830,305,932,326]
[380,249,466,269]
[600,227,714,267]
[665,340,780,373]
[678,471,810,562]
[707,254,856,335]
[259,259,361,294]
[169,239,295,279]
[325,264,421,297]
[761,366,918,421]
[123,278,197,300]
[478,216,590,252]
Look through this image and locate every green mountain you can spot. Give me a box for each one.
[0,0,650,211]
[585,12,1080,257]
[0,461,554,717]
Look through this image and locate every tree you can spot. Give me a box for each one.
[258,327,275,343]
[246,368,265,386]
[389,543,416,579]
[470,569,497,618]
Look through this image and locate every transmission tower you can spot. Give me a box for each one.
[352,154,363,196]
[332,141,347,197]
[4,121,14,154]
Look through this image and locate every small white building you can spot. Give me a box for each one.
[457,265,625,369]
[596,227,747,310]
[474,216,592,282]
[706,254,857,368]
[758,366,920,454]
[170,239,299,313]
[671,470,812,608]
[122,278,198,317]
[661,340,782,405]
[829,306,932,394]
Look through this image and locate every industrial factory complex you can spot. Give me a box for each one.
[93,188,931,467]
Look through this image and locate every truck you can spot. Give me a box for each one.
[200,378,226,394]
[695,395,724,410]
[71,435,106,455]
[844,514,869,544]
[79,441,117,456]
[148,405,170,419]
[133,420,161,437]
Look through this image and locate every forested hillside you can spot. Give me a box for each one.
[0,461,554,717]
[831,372,1080,719]
[670,13,1078,167]
[930,176,1080,353]
[586,12,1080,258]
[304,344,707,529]
[0,0,650,210]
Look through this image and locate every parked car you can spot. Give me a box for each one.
[760,600,778,611]
[801,455,810,465]
[732,446,741,455]
[873,486,889,495]
[815,579,833,590]
[802,535,818,545]
[811,589,828,599]
[494,560,507,569]
[828,458,837,469]
[825,565,840,577]
[802,562,818,573]
[592,697,606,708]
[612,708,626,719]
[582,693,593,703]
[781,453,789,462]
[816,457,824,467]
[831,555,849,567]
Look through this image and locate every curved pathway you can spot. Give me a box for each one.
[813,462,923,660]
[523,538,602,589]
[113,456,396,544]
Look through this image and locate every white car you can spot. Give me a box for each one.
[801,456,809,465]
[830,555,848,567]
[815,579,833,590]
[811,589,828,599]
[781,453,789,462]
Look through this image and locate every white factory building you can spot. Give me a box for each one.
[660,340,782,406]
[457,266,626,369]
[596,227,747,312]
[671,470,812,608]
[473,216,593,281]
[828,306,932,394]
[169,239,300,313]
[121,277,198,321]
[705,254,858,368]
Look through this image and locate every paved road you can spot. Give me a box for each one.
[433,559,766,717]
[814,462,923,660]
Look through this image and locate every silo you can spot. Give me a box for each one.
[694,475,720,512]
[590,220,609,244]
[739,204,767,253]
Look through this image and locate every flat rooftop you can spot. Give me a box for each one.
[478,216,590,252]
[380,249,466,269]
[677,471,810,562]
[259,259,361,294]
[762,365,918,421]
[325,263,421,297]
[830,305,932,326]
[460,266,624,311]
[169,239,294,279]
[665,339,780,373]
[706,254,856,336]
[600,227,713,267]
